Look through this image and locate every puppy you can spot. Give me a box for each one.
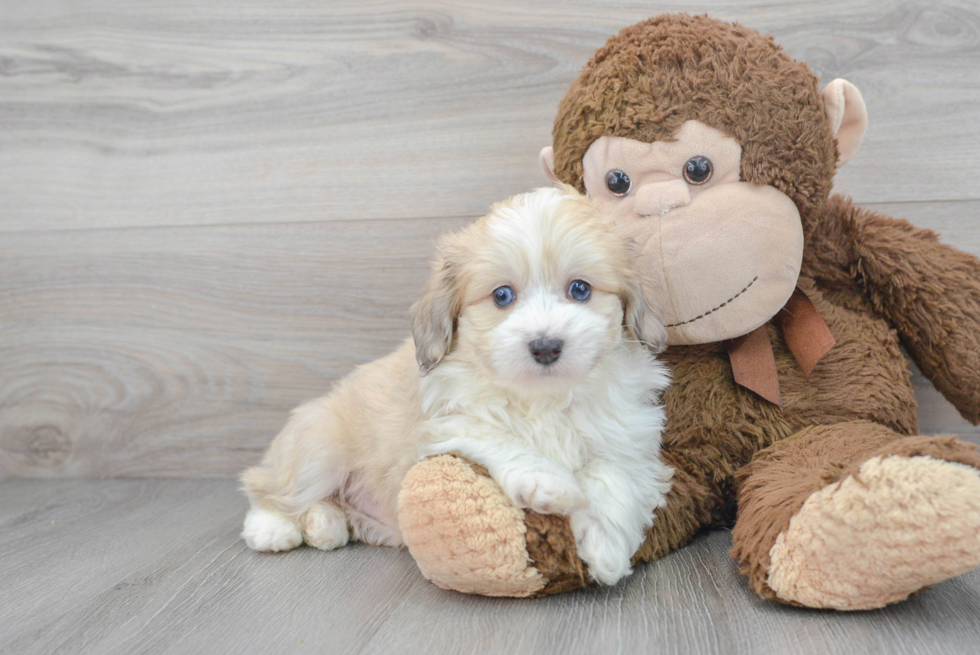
[241,185,673,585]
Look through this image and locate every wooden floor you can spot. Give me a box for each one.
[2,478,979,655]
[4,0,980,652]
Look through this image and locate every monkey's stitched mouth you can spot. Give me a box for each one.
[666,276,758,328]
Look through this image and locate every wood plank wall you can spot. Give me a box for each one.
[2,0,979,477]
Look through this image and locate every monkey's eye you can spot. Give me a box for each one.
[683,156,713,185]
[605,169,631,196]
[493,286,516,308]
[567,280,591,302]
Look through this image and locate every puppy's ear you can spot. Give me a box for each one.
[621,256,668,353]
[410,237,463,374]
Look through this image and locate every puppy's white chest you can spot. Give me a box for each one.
[495,404,597,471]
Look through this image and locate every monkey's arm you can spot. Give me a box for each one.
[803,194,980,423]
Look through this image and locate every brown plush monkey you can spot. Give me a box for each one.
[396,14,980,609]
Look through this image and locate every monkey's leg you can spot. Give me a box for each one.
[732,421,980,610]
[397,451,713,597]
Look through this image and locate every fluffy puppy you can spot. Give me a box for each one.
[241,185,673,585]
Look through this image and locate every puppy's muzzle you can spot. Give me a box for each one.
[529,338,563,366]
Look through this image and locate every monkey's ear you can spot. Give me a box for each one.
[539,146,559,182]
[820,78,868,168]
[410,242,463,374]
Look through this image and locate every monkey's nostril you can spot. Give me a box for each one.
[529,338,563,366]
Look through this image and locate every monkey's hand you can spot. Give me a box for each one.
[398,454,591,597]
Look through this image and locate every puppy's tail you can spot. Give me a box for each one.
[240,465,277,507]
[240,400,348,517]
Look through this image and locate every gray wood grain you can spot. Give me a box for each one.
[3,203,979,477]
[2,479,979,655]
[0,216,468,476]
[2,1,980,477]
[0,0,978,233]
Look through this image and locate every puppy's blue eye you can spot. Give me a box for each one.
[568,280,591,302]
[493,286,516,307]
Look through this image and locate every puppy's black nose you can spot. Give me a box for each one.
[529,338,563,365]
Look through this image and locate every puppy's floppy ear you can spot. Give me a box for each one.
[620,249,668,353]
[410,236,464,374]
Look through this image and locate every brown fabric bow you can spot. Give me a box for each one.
[726,288,835,406]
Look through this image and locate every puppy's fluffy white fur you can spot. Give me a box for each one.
[241,185,673,585]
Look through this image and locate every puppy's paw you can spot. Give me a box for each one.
[242,508,303,552]
[505,469,586,516]
[572,513,634,586]
[303,501,350,550]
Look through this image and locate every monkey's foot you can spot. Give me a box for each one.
[398,454,589,597]
[767,455,980,610]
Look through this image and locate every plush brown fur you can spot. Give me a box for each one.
[524,509,590,597]
[398,14,980,605]
[804,196,980,422]
[551,14,838,219]
[731,424,980,602]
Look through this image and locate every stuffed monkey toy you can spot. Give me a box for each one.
[396,14,980,610]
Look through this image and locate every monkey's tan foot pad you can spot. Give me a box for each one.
[767,455,980,610]
[398,454,590,597]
